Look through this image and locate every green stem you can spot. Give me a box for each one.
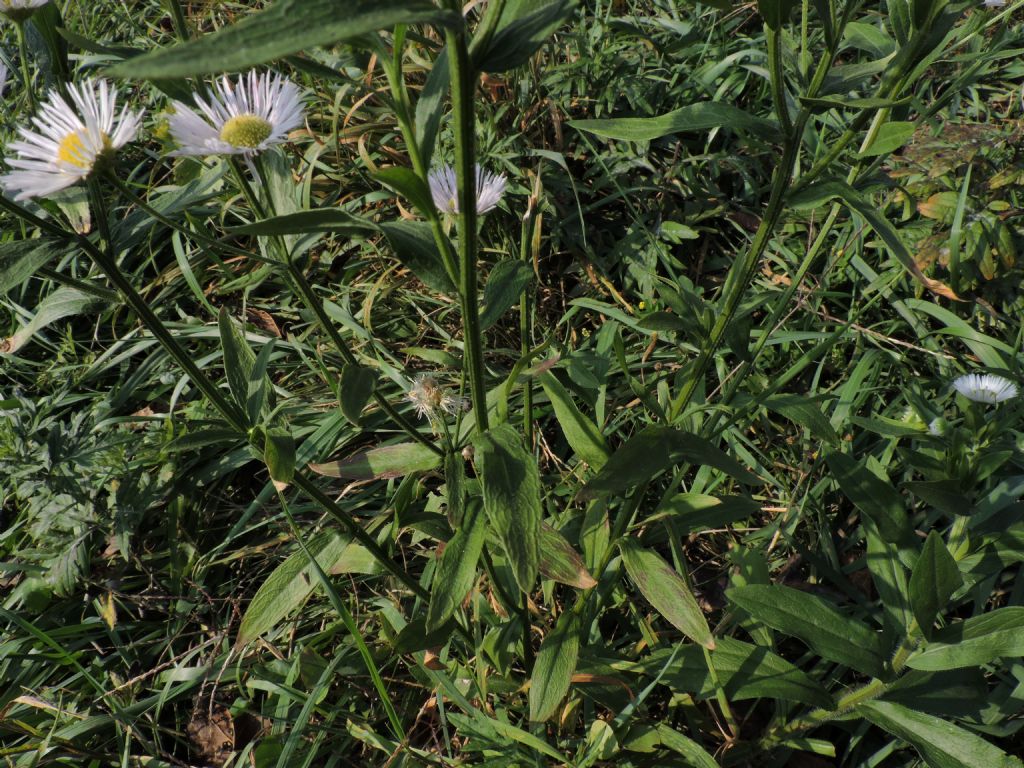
[703,645,740,741]
[766,27,793,136]
[163,0,190,40]
[519,198,536,444]
[16,21,35,112]
[445,23,489,433]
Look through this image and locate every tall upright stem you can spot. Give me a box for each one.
[15,21,35,112]
[445,24,489,433]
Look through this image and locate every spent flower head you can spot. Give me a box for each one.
[0,0,49,22]
[952,373,1019,404]
[428,164,507,215]
[407,374,467,421]
[1,79,142,201]
[166,71,304,157]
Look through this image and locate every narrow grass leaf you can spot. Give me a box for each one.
[530,610,581,721]
[108,0,459,78]
[859,700,1023,768]
[619,538,714,648]
[474,424,542,593]
[653,725,718,768]
[727,584,885,678]
[539,372,609,469]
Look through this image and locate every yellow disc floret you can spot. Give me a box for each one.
[57,131,96,170]
[219,114,273,149]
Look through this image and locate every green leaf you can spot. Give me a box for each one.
[393,616,458,654]
[653,725,719,768]
[727,584,885,678]
[309,442,441,480]
[426,500,486,631]
[539,372,609,469]
[473,424,542,593]
[859,700,1023,768]
[373,166,436,219]
[865,519,912,637]
[480,260,533,330]
[628,636,833,709]
[0,239,61,294]
[825,452,908,543]
[247,339,275,425]
[378,220,455,294]
[529,611,581,721]
[619,539,714,649]
[909,607,1024,670]
[338,363,377,425]
[569,102,779,142]
[232,208,378,236]
[538,524,597,589]
[758,0,799,29]
[582,426,758,499]
[860,121,916,157]
[218,307,256,423]
[414,48,449,170]
[909,530,962,640]
[763,394,840,446]
[473,0,577,73]
[107,0,459,78]
[264,426,295,487]
[648,493,759,533]
[2,286,105,355]
[237,530,374,646]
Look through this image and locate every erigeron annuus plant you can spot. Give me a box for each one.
[1,0,1023,765]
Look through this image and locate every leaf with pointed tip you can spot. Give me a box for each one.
[909,531,963,640]
[530,611,581,721]
[539,524,597,589]
[338,364,377,425]
[309,442,441,480]
[427,500,486,631]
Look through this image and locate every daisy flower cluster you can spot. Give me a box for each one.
[0,71,304,202]
[407,374,468,422]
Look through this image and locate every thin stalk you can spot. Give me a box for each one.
[766,27,793,136]
[703,645,740,741]
[445,24,488,433]
[163,0,190,40]
[519,200,536,444]
[15,21,35,112]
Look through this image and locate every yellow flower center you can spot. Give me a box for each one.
[57,130,108,171]
[219,114,273,149]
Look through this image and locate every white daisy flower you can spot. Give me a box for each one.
[952,373,1019,404]
[166,71,304,157]
[1,79,142,201]
[428,164,507,215]
[0,60,7,96]
[0,0,49,22]
[982,0,1005,7]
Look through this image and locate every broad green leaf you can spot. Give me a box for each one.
[569,102,779,142]
[539,372,609,469]
[426,500,486,631]
[338,363,377,425]
[2,286,105,355]
[538,524,597,589]
[247,339,275,425]
[859,700,1023,768]
[108,0,459,78]
[758,0,799,29]
[865,519,912,637]
[909,530,962,640]
[727,584,885,678]
[373,166,436,220]
[393,616,458,654]
[480,260,533,330]
[218,308,256,422]
[583,426,758,499]
[860,121,916,157]
[379,220,455,294]
[909,607,1024,671]
[472,0,577,73]
[414,48,449,170]
[309,442,441,480]
[653,724,719,768]
[237,530,380,646]
[619,539,714,648]
[825,452,908,543]
[763,394,839,446]
[626,636,833,709]
[529,610,581,721]
[232,209,377,236]
[264,426,295,487]
[649,493,759,533]
[474,424,542,593]
[0,239,61,294]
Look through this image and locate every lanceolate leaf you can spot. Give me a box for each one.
[309,442,441,480]
[859,700,1023,768]
[473,0,577,73]
[908,607,1024,671]
[539,372,609,469]
[338,363,377,425]
[0,239,62,294]
[909,530,962,640]
[1,287,105,354]
[474,424,542,593]
[218,308,256,422]
[529,611,581,721]
[569,102,779,142]
[727,584,886,678]
[619,539,714,648]
[426,500,486,631]
[480,260,533,330]
[825,452,908,543]
[538,524,597,589]
[108,0,459,78]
